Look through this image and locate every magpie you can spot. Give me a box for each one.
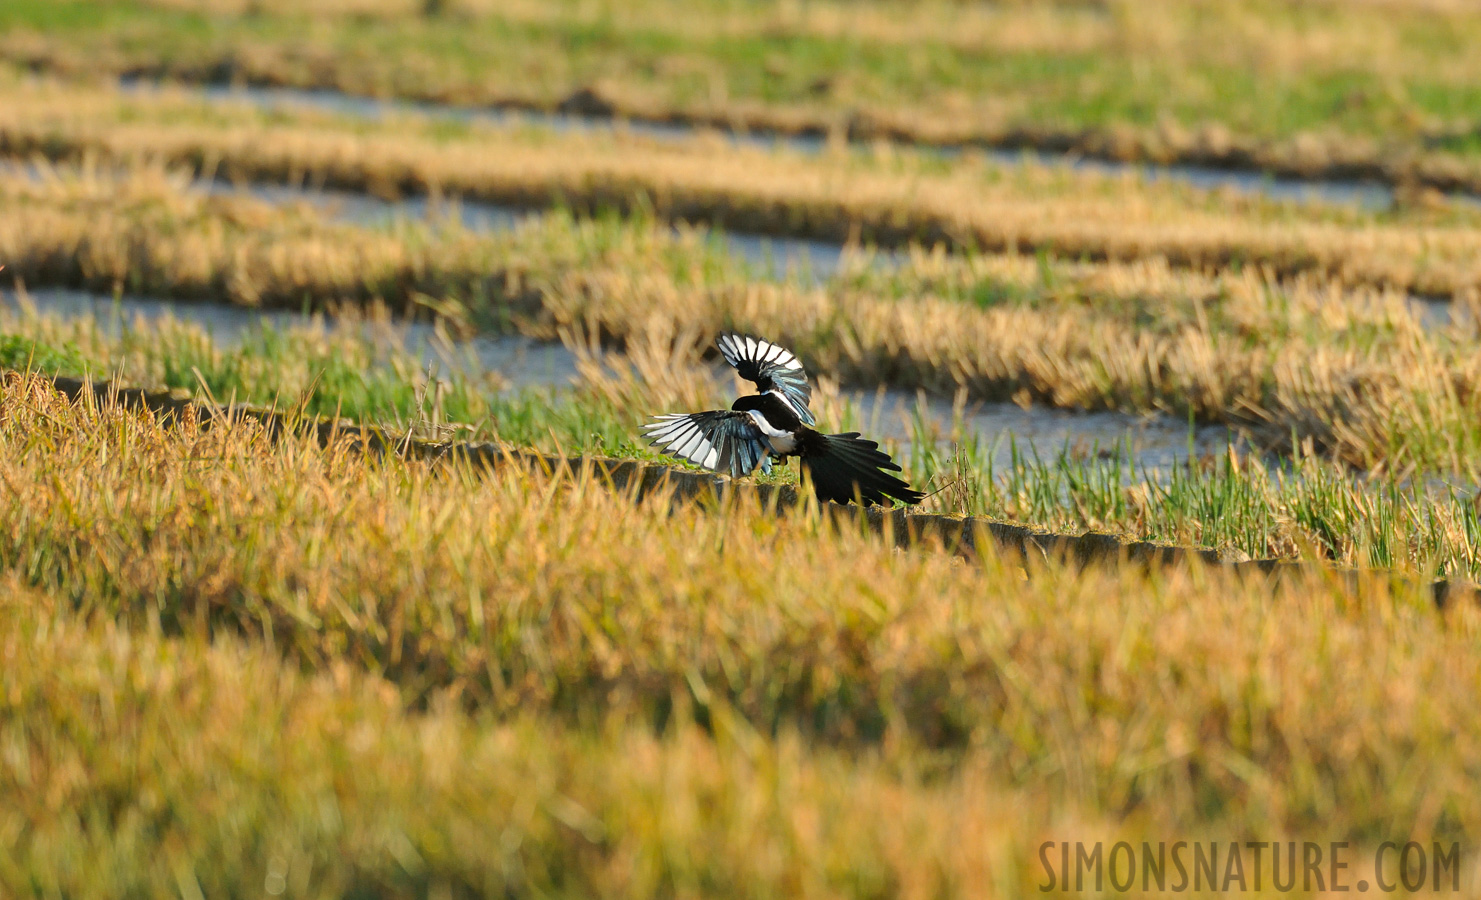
[644,334,925,506]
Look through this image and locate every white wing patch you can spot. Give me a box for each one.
[644,415,719,470]
[645,411,772,477]
[644,416,690,443]
[716,334,739,366]
[756,339,801,370]
[715,333,814,427]
[718,333,803,372]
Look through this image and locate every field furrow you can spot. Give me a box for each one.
[5,162,1481,470]
[5,78,1481,297]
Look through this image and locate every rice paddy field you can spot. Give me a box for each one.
[5,1,1481,896]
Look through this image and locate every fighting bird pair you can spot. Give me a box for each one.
[645,335,924,506]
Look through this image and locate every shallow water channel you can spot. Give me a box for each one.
[112,78,1475,286]
[177,82,1416,210]
[8,287,1236,475]
[135,81,1463,320]
[215,182,874,283]
[211,180,1458,329]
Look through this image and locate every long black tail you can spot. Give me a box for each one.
[796,431,925,507]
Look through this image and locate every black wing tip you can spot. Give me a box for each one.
[816,482,925,508]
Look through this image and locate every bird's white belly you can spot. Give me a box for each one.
[745,410,798,454]
[765,433,798,454]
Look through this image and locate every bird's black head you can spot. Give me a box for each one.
[732,392,803,432]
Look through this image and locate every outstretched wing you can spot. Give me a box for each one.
[715,333,815,426]
[644,411,771,478]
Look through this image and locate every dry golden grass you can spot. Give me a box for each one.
[3,373,1481,894]
[6,78,1481,298]
[0,161,539,312]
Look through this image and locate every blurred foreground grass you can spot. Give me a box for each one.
[3,373,1481,896]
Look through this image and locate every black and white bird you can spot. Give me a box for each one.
[644,334,925,506]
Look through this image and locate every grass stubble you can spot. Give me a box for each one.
[3,373,1481,895]
[5,77,1481,300]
